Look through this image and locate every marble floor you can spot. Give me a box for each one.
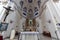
[39,34,52,40]
[4,34,53,40]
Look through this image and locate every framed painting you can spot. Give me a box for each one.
[0,22,8,31]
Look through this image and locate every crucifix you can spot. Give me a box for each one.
[3,6,14,21]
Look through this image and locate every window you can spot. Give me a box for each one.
[20,1,24,7]
[28,0,33,3]
[35,12,38,15]
[23,13,26,16]
[28,9,33,12]
[38,0,41,7]
[23,7,27,12]
[34,7,38,12]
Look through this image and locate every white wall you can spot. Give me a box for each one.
[37,0,60,39]
[41,0,59,39]
[36,17,43,34]
[41,9,50,33]
[2,2,21,38]
[18,17,26,32]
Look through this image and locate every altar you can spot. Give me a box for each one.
[20,32,39,40]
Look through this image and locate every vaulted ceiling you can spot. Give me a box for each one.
[20,0,41,19]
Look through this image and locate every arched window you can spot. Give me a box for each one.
[38,0,41,8]
[20,1,24,7]
[23,7,27,12]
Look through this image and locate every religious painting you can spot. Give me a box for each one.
[0,22,8,31]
